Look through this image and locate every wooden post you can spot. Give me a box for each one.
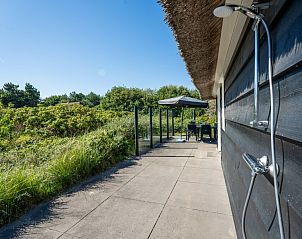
[149,107,153,148]
[134,106,139,156]
[159,108,162,143]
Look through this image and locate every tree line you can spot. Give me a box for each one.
[0,83,101,108]
[0,82,202,112]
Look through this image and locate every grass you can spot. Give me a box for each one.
[0,117,134,226]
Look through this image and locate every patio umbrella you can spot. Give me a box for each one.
[158,96,208,108]
[158,96,208,140]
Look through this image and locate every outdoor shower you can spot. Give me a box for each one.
[213,3,285,239]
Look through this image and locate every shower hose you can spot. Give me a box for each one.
[242,172,257,239]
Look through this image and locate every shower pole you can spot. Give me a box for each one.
[253,18,260,125]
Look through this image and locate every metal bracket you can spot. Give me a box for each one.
[252,18,261,31]
[252,2,270,10]
[249,120,268,128]
[257,120,269,128]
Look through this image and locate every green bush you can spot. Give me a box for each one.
[0,117,134,226]
[0,104,130,151]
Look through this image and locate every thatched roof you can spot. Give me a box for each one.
[158,0,224,99]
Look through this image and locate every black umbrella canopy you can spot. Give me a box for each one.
[158,96,208,108]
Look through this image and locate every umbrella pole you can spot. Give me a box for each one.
[181,107,184,139]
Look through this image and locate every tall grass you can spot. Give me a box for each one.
[0,117,134,226]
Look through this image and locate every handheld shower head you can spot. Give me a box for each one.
[213,5,234,18]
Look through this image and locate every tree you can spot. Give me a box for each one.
[0,82,40,107]
[156,85,199,100]
[42,94,68,106]
[99,86,155,112]
[82,92,100,107]
[23,83,40,107]
[0,83,24,107]
[68,92,85,103]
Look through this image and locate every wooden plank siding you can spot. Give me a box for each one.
[222,0,302,238]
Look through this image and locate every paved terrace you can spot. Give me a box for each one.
[0,140,236,239]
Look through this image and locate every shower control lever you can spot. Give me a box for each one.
[242,153,268,174]
[242,153,277,177]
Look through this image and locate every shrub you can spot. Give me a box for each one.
[0,117,134,226]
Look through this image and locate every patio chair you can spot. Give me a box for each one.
[213,123,218,140]
[200,124,212,141]
[186,123,198,141]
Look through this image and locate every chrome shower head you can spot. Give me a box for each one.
[213,5,234,18]
[213,4,260,19]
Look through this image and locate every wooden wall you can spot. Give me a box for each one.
[222,0,302,238]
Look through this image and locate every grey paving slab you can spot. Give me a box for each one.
[167,181,232,215]
[59,233,81,239]
[143,148,193,157]
[195,149,220,159]
[112,162,146,175]
[159,143,198,149]
[136,156,157,165]
[32,203,95,233]
[137,164,183,179]
[152,156,188,167]
[114,175,177,204]
[179,167,225,185]
[186,157,221,169]
[12,227,62,239]
[64,197,163,239]
[149,206,236,239]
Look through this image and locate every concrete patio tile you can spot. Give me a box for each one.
[160,143,198,149]
[195,150,220,159]
[152,156,187,167]
[113,162,146,175]
[198,144,217,150]
[138,164,183,179]
[186,158,221,170]
[9,227,62,239]
[102,170,137,187]
[167,181,232,215]
[136,156,157,165]
[114,175,177,204]
[179,167,225,185]
[149,206,236,239]
[65,197,163,239]
[0,199,89,236]
[143,148,193,157]
[59,233,81,239]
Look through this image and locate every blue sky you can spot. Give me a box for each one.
[0,0,194,97]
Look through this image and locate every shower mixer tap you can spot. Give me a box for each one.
[242,153,277,177]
